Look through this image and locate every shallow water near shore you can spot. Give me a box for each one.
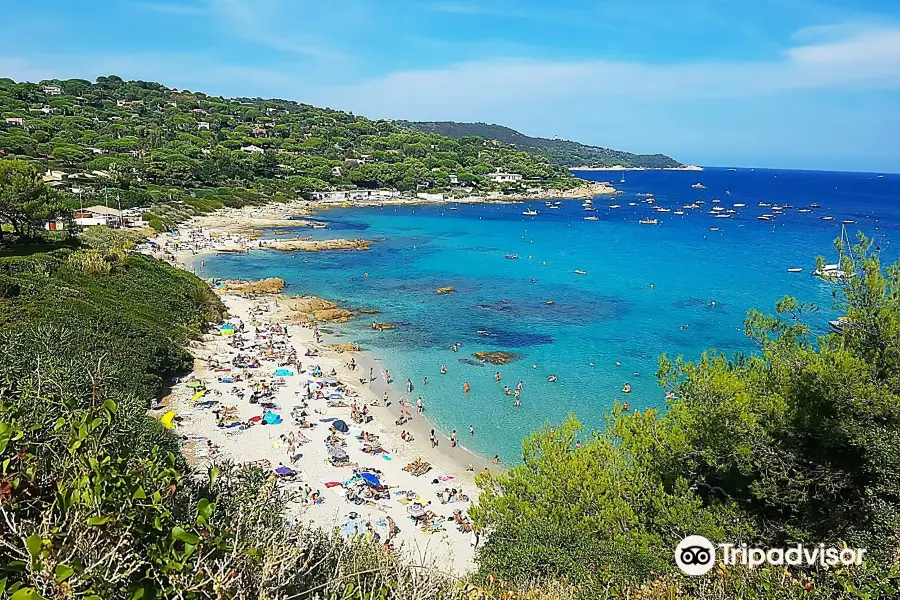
[195,168,899,462]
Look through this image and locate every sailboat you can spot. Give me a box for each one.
[813,225,851,280]
[620,172,626,184]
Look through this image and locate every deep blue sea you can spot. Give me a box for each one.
[196,167,899,462]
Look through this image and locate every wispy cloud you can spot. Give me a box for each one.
[311,23,900,120]
[128,1,208,16]
[206,0,347,60]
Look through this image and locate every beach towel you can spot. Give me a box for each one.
[191,390,205,403]
[320,418,336,423]
[160,411,176,429]
[274,368,294,377]
[324,481,342,488]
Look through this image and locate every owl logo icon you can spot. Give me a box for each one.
[675,535,716,576]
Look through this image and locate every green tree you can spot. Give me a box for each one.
[0,160,71,244]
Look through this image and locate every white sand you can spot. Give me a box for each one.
[159,291,486,574]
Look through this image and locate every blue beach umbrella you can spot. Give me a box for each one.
[360,473,381,487]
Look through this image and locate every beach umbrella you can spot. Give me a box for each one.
[274,466,295,476]
[332,420,349,433]
[186,381,202,388]
[360,473,381,487]
[407,503,426,518]
[328,446,349,461]
[191,390,205,403]
[160,411,176,429]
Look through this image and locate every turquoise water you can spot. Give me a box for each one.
[197,168,899,462]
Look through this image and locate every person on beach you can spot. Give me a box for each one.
[416,396,424,414]
[369,367,374,382]
[492,455,500,465]
[430,429,437,448]
[406,378,413,393]
[382,391,389,406]
[385,370,391,383]
[450,430,457,447]
[440,364,447,374]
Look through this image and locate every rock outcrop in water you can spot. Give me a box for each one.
[264,238,372,252]
[219,278,285,294]
[435,286,456,295]
[330,343,360,353]
[473,351,519,365]
[281,296,355,323]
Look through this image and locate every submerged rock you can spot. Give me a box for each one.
[358,308,381,315]
[435,286,456,295]
[472,351,519,365]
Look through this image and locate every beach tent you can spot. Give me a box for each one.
[160,411,177,429]
[332,420,349,433]
[274,368,294,377]
[263,411,283,425]
[360,473,381,487]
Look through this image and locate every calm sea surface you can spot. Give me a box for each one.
[196,168,899,462]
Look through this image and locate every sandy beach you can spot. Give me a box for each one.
[146,223,502,574]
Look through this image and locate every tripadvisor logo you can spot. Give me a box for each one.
[675,536,867,576]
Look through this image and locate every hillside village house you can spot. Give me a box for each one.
[489,171,523,183]
[197,121,210,130]
[42,84,62,96]
[4,117,24,127]
[416,192,445,202]
[240,144,264,153]
[42,170,67,183]
[311,190,403,203]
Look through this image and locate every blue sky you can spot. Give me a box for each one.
[2,0,900,171]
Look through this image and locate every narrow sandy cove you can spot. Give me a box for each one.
[159,286,498,574]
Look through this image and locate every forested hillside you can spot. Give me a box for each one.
[401,121,682,168]
[0,76,577,217]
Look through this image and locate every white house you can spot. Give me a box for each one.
[489,171,523,183]
[197,121,210,130]
[4,117,24,127]
[42,170,67,183]
[416,192,445,202]
[42,84,62,96]
[240,144,264,153]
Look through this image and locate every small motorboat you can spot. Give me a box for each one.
[505,254,519,259]
[821,216,835,221]
[522,210,539,216]
[584,215,599,221]
[810,203,821,208]
[758,216,771,221]
[608,204,621,209]
[673,210,685,215]
[574,270,587,275]
[692,183,706,189]
[639,218,658,225]
[733,203,746,208]
[787,267,803,273]
[842,220,856,224]
[311,222,327,229]
[797,209,812,213]
[708,227,719,231]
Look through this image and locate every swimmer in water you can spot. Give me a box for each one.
[440,364,447,375]
[548,374,558,382]
[463,381,470,394]
[495,372,501,382]
[616,361,621,367]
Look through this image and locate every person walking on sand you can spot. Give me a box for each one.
[385,370,391,383]
[416,396,424,415]
[450,429,457,447]
[430,429,437,448]
[369,367,374,382]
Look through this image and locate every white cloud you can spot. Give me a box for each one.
[308,24,900,120]
[206,0,347,60]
